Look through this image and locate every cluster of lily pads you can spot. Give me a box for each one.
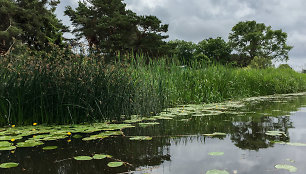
[1,92,305,171]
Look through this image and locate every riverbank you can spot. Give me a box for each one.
[0,53,306,125]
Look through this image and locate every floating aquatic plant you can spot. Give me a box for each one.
[208,152,224,156]
[74,156,93,161]
[42,146,58,150]
[275,164,297,172]
[129,136,152,141]
[206,169,229,174]
[203,132,227,136]
[93,154,112,160]
[0,162,19,169]
[107,162,124,168]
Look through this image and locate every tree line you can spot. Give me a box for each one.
[0,0,293,67]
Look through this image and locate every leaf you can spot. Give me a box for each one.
[42,146,58,150]
[286,142,306,147]
[275,164,297,172]
[265,131,286,136]
[74,156,93,161]
[17,140,44,147]
[0,141,12,147]
[0,162,19,169]
[206,169,229,174]
[107,162,124,168]
[138,122,160,127]
[203,132,226,136]
[208,152,224,156]
[129,136,152,141]
[0,146,16,151]
[93,154,111,160]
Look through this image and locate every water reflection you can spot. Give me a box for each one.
[1,95,306,174]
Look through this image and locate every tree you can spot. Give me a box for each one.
[195,37,232,64]
[65,0,168,58]
[229,21,293,65]
[0,0,67,54]
[168,40,197,63]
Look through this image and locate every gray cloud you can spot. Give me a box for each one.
[57,0,306,70]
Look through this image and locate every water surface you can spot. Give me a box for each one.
[1,94,306,174]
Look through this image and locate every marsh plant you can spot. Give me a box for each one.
[0,45,305,125]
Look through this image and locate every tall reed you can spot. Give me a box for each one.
[0,47,305,126]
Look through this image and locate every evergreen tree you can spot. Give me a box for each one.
[0,0,67,54]
[65,0,168,58]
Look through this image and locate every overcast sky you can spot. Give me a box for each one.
[56,0,306,71]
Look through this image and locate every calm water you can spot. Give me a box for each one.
[1,94,306,174]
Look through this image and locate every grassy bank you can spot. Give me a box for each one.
[0,50,306,125]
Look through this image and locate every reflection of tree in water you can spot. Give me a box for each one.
[230,116,292,150]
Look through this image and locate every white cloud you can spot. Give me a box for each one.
[57,0,306,70]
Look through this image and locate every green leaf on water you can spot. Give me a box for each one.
[138,122,160,127]
[203,132,227,136]
[17,140,44,147]
[208,152,224,156]
[129,136,152,141]
[42,146,58,150]
[74,156,93,161]
[275,164,297,172]
[93,154,111,160]
[107,161,124,168]
[0,141,12,147]
[206,169,229,174]
[0,162,19,169]
[265,131,286,136]
[286,142,306,146]
[153,116,173,120]
[0,146,16,151]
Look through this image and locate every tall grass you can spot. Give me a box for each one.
[0,47,305,125]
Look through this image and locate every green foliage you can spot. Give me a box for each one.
[229,20,293,65]
[0,0,67,54]
[248,56,273,69]
[0,46,305,125]
[195,37,232,64]
[65,0,168,59]
[278,64,293,70]
[168,40,197,64]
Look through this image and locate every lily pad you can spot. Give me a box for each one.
[286,142,306,146]
[0,146,16,151]
[275,164,297,172]
[0,141,12,147]
[265,131,286,136]
[138,122,160,127]
[206,169,229,174]
[203,132,227,136]
[107,161,124,168]
[17,140,44,147]
[74,156,93,161]
[93,154,111,160]
[42,146,58,150]
[0,162,19,169]
[129,136,152,141]
[208,152,224,156]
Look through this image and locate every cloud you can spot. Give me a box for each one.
[56,0,306,70]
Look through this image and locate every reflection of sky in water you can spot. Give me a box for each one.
[135,108,306,174]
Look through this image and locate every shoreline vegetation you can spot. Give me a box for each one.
[0,47,306,126]
[1,1,305,127]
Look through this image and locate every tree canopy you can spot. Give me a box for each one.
[65,0,168,58]
[229,21,293,64]
[0,0,67,54]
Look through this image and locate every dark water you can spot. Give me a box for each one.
[1,95,306,174]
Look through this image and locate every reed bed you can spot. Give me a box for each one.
[0,48,305,125]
